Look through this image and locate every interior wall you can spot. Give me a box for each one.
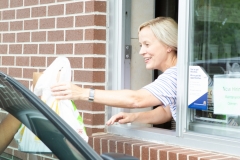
[130,0,154,91]
[130,0,155,124]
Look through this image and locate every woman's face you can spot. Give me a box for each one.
[138,26,168,71]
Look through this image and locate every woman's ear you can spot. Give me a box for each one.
[167,47,172,53]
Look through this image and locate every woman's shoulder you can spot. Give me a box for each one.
[164,66,177,74]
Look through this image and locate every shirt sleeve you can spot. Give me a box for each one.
[142,67,177,120]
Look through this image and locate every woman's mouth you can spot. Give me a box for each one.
[144,57,151,63]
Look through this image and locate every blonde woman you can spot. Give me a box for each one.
[51,17,178,125]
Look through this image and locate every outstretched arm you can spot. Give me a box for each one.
[0,114,21,153]
[106,105,172,125]
[51,82,162,109]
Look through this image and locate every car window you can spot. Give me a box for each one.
[0,72,102,160]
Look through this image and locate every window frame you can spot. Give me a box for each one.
[106,0,240,156]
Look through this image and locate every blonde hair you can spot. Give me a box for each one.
[138,17,178,52]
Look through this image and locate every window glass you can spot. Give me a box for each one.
[188,0,240,139]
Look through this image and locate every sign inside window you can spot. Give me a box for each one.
[214,75,240,115]
[188,66,208,110]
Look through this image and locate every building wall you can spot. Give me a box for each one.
[0,0,106,159]
[1,0,240,160]
[89,133,240,160]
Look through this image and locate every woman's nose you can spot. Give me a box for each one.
[139,47,145,55]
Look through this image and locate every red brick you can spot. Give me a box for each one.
[47,57,57,66]
[86,128,104,137]
[48,4,64,16]
[84,57,105,69]
[48,30,64,41]
[32,6,46,17]
[40,18,55,29]
[160,147,185,160]
[75,43,105,55]
[14,150,28,160]
[88,136,94,148]
[3,33,15,42]
[170,150,199,160]
[24,44,38,54]
[68,57,82,68]
[83,113,105,125]
[142,144,163,160]
[16,56,30,66]
[74,70,105,82]
[66,2,83,14]
[116,138,136,154]
[9,44,22,54]
[24,19,38,30]
[0,0,8,9]
[93,136,101,154]
[76,15,106,27]
[57,17,74,28]
[189,153,217,160]
[32,31,46,42]
[24,0,38,6]
[0,45,8,54]
[85,1,106,12]
[10,0,23,8]
[2,10,15,20]
[10,21,23,31]
[57,0,72,2]
[2,56,14,66]
[85,29,106,40]
[149,145,167,160]
[65,29,83,41]
[39,44,55,54]
[0,67,7,74]
[17,8,30,19]
[40,0,55,4]
[56,43,73,54]
[31,57,46,67]
[74,100,104,111]
[17,32,30,42]
[168,149,194,160]
[9,68,22,78]
[23,68,37,79]
[19,80,30,88]
[0,22,8,31]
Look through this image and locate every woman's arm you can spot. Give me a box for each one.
[51,83,162,109]
[0,114,21,153]
[106,105,172,125]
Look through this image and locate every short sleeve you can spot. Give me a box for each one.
[142,66,177,121]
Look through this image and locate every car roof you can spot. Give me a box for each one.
[0,72,102,160]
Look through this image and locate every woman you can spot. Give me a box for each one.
[51,17,178,125]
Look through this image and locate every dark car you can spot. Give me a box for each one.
[0,72,138,160]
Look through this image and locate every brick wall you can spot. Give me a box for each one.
[0,0,106,159]
[89,133,240,160]
[0,0,106,135]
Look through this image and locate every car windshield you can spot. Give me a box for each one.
[0,72,102,160]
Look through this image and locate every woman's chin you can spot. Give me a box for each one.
[145,65,153,70]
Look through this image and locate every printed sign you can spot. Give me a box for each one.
[214,75,240,115]
[188,66,208,110]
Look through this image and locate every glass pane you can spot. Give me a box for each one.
[188,0,240,139]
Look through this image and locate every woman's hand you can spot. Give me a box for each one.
[106,112,137,126]
[51,82,85,101]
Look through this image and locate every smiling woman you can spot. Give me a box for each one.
[50,17,178,126]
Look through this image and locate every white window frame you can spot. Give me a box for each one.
[106,0,240,156]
